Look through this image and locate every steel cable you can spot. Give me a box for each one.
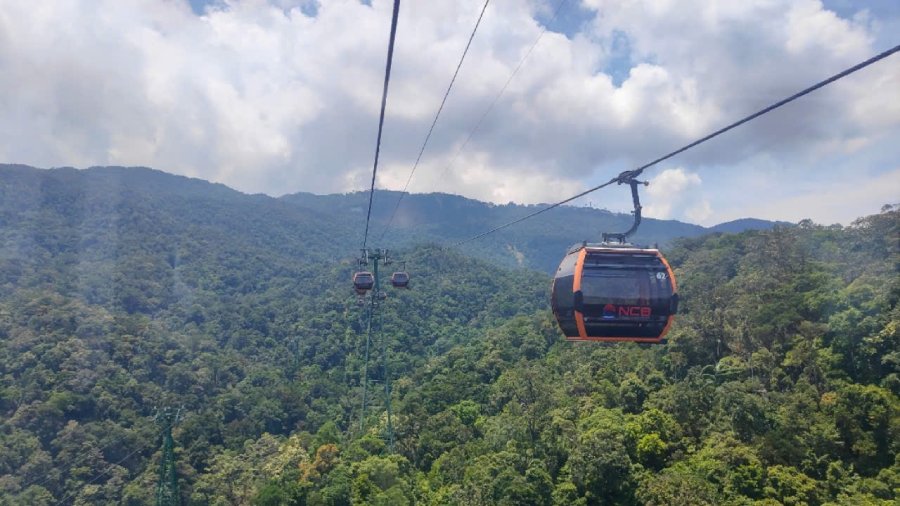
[378,0,492,242]
[453,43,900,247]
[362,0,402,251]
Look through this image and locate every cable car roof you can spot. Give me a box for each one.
[566,242,660,255]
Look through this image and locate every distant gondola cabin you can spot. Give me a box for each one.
[353,271,375,292]
[390,271,409,288]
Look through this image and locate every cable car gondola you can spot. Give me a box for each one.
[551,173,678,343]
[353,271,375,294]
[390,271,409,288]
[551,244,677,343]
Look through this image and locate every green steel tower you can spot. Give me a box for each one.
[356,248,396,452]
[156,407,182,506]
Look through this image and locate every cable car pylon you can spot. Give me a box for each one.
[155,407,183,506]
[354,248,408,452]
[359,295,374,434]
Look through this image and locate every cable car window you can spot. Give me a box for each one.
[581,271,649,303]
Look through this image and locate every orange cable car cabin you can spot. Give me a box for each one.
[551,244,678,343]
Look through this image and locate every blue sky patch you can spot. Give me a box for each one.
[603,30,635,87]
[534,0,594,38]
[187,0,320,17]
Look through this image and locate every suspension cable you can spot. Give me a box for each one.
[435,0,570,183]
[55,444,147,505]
[362,0,402,251]
[378,0,492,242]
[453,43,900,247]
[17,425,138,494]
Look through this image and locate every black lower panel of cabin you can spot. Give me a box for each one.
[583,318,667,339]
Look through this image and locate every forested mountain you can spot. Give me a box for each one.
[707,218,795,234]
[279,190,710,273]
[1,165,784,273]
[0,164,896,505]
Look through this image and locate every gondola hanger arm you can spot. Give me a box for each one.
[602,174,649,244]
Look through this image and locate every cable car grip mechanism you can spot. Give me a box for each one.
[601,172,649,244]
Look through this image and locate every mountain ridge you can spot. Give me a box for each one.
[1,164,791,274]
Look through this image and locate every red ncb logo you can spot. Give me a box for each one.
[602,304,651,318]
[619,305,651,317]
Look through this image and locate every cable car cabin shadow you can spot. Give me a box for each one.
[551,243,678,344]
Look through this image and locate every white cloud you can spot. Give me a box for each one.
[720,166,900,225]
[643,167,712,223]
[0,0,897,225]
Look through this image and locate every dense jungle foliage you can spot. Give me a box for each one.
[0,166,897,505]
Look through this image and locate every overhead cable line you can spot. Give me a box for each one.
[453,43,900,247]
[55,444,146,505]
[362,0,402,251]
[18,427,138,494]
[435,0,571,183]
[378,0,492,241]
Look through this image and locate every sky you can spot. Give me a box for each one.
[0,0,898,226]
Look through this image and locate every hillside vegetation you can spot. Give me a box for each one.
[0,165,896,505]
[0,164,787,273]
